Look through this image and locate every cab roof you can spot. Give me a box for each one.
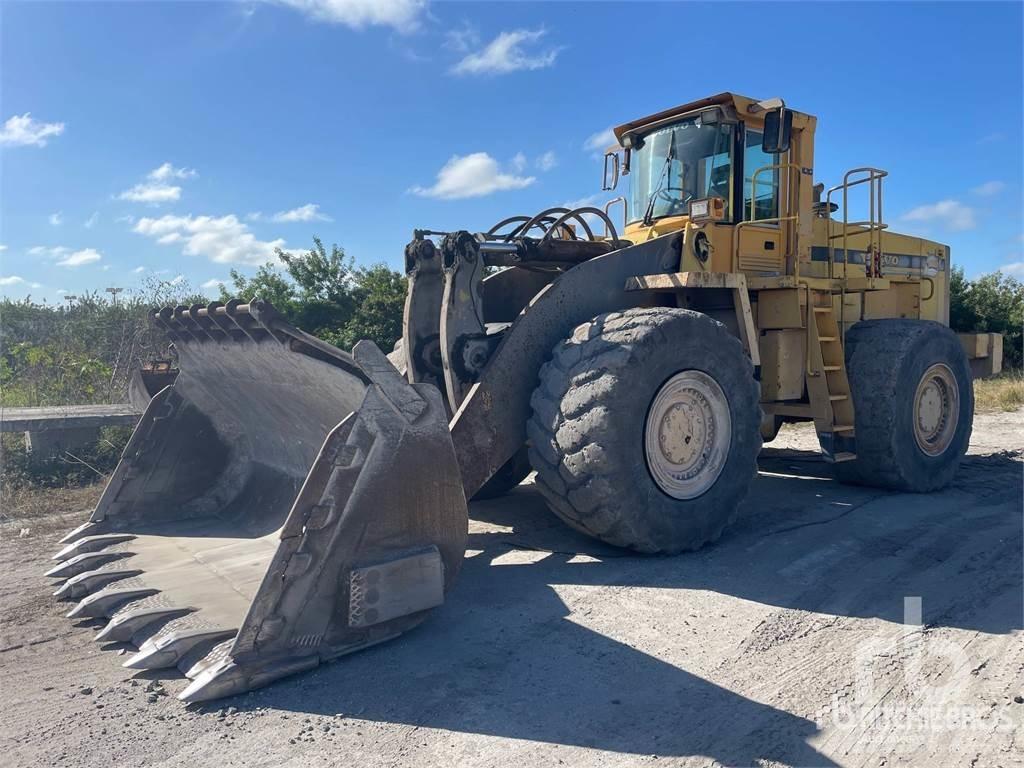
[612,92,807,146]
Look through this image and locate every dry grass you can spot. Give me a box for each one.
[974,370,1024,412]
[0,482,104,532]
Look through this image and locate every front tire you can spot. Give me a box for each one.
[835,319,973,491]
[527,308,761,554]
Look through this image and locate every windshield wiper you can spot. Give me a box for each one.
[642,129,677,226]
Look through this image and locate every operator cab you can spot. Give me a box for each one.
[605,93,794,239]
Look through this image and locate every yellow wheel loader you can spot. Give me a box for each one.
[48,92,1002,703]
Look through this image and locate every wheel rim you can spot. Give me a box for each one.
[644,370,732,500]
[912,363,959,457]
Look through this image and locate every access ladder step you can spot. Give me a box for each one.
[830,451,857,463]
[818,336,838,342]
[828,394,848,401]
[823,365,842,372]
[833,424,855,432]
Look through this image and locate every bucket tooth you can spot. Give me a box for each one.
[52,534,135,562]
[59,519,109,544]
[183,638,233,680]
[53,568,142,600]
[45,551,133,580]
[179,648,318,704]
[96,606,193,643]
[67,587,157,619]
[124,628,237,671]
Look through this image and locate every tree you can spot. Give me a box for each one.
[217,239,407,353]
[220,263,299,317]
[278,238,353,305]
[277,239,357,336]
[337,264,407,352]
[949,266,1023,369]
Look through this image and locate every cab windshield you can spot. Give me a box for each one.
[628,117,735,223]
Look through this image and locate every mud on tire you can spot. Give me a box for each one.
[527,308,762,554]
[835,319,973,491]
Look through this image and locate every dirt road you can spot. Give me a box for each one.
[2,412,1021,767]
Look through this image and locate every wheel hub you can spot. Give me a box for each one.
[645,371,731,499]
[913,363,958,456]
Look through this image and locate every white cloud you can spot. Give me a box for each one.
[118,163,196,204]
[271,203,332,223]
[269,0,425,32]
[120,183,181,204]
[56,289,68,295]
[444,22,479,53]
[537,150,557,172]
[30,281,42,288]
[28,245,71,258]
[49,212,63,226]
[0,113,65,147]
[1002,262,1024,276]
[410,152,535,200]
[132,266,146,274]
[84,212,99,229]
[0,244,7,252]
[0,275,25,286]
[510,152,527,174]
[902,200,976,232]
[134,213,288,265]
[57,248,102,267]
[971,180,1006,197]
[452,28,561,75]
[169,274,185,285]
[201,278,227,289]
[148,162,196,182]
[583,127,616,153]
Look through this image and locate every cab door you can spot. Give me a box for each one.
[736,127,787,274]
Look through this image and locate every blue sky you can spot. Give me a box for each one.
[1,1,1022,301]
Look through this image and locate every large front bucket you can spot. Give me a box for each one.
[46,301,468,703]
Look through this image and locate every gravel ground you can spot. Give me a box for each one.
[1,412,1021,767]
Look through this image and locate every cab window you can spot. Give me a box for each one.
[743,129,779,221]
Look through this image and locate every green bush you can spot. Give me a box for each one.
[950,267,1023,369]
[1,278,206,407]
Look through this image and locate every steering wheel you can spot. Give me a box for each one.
[655,186,693,213]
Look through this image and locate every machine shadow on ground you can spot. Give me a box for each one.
[185,448,1020,763]
[467,447,1022,636]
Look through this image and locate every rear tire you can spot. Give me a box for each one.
[835,319,973,491]
[527,308,761,554]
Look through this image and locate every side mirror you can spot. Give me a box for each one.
[602,152,620,191]
[763,107,793,153]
